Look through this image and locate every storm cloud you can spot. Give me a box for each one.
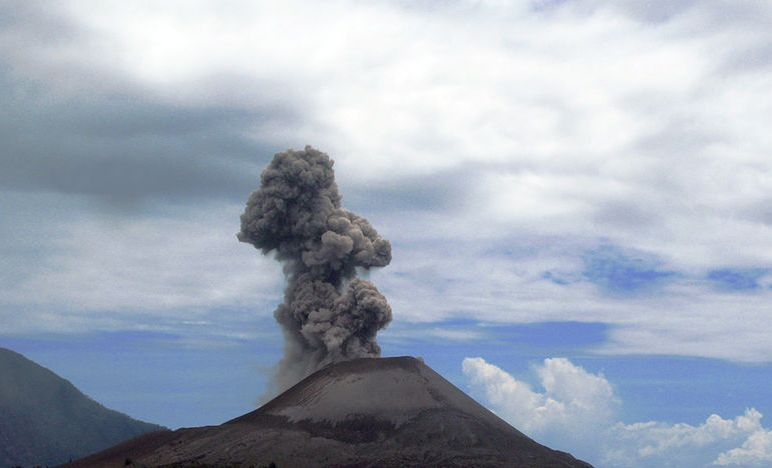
[0,2,297,206]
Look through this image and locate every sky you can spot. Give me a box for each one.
[1,0,771,466]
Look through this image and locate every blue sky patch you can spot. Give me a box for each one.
[707,268,769,291]
[580,244,677,295]
[541,270,575,285]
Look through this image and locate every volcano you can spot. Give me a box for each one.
[70,356,592,467]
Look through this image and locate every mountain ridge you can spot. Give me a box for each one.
[0,347,164,467]
[70,356,592,467]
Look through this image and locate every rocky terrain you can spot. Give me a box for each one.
[69,356,591,467]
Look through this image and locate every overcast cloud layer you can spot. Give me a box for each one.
[2,0,771,366]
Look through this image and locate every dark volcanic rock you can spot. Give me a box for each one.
[69,356,593,467]
[0,347,163,467]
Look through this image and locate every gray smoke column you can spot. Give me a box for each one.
[238,146,392,392]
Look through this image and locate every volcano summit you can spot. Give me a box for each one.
[70,150,591,467]
[71,356,591,467]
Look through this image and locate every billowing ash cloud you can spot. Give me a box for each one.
[239,146,392,392]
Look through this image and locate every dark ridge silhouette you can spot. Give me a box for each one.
[0,347,164,467]
[69,356,592,467]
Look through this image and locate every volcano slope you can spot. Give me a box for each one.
[70,356,592,467]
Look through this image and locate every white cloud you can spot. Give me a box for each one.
[0,200,283,336]
[378,240,772,362]
[3,0,772,362]
[462,356,616,438]
[716,428,772,466]
[463,357,772,467]
[606,410,767,467]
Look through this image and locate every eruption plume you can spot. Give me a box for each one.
[238,146,392,392]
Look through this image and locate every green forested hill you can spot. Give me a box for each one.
[0,347,163,467]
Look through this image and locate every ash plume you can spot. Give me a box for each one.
[238,146,392,392]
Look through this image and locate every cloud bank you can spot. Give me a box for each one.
[463,357,772,467]
[1,1,771,364]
